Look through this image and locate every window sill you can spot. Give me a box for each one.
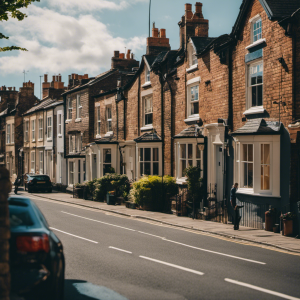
[38,138,43,142]
[32,140,36,143]
[142,81,151,88]
[245,38,266,51]
[47,139,52,142]
[105,131,113,137]
[58,134,62,138]
[243,106,265,115]
[184,115,200,124]
[176,177,187,185]
[186,64,198,73]
[75,118,82,123]
[141,124,153,131]
[236,189,280,198]
[96,134,101,139]
[65,119,71,123]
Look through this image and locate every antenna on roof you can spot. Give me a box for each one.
[149,0,151,37]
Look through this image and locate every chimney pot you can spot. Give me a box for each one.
[52,75,55,82]
[114,51,119,58]
[58,74,62,82]
[119,53,125,59]
[126,49,131,59]
[185,3,192,11]
[195,2,204,18]
[44,74,48,83]
[160,29,166,38]
[13,87,15,91]
[152,27,159,38]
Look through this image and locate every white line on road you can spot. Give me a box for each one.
[61,211,136,232]
[109,246,132,254]
[50,227,98,244]
[140,256,204,276]
[162,239,266,265]
[138,231,165,239]
[225,278,300,300]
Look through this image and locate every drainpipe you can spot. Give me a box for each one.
[166,77,174,176]
[228,47,233,131]
[63,94,68,185]
[138,75,141,137]
[292,22,296,121]
[116,98,119,141]
[160,74,165,177]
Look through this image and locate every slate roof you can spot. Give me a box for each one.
[134,132,162,143]
[231,119,282,136]
[44,100,63,109]
[95,134,118,144]
[190,37,216,55]
[144,55,157,69]
[173,125,204,139]
[23,98,55,115]
[262,0,300,19]
[0,109,8,117]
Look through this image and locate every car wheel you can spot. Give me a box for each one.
[48,189,52,193]
[28,187,32,193]
[48,260,64,300]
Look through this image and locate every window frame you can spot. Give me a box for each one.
[38,118,43,140]
[58,113,62,136]
[96,106,101,136]
[6,124,10,144]
[69,161,74,185]
[67,97,72,120]
[76,94,82,120]
[145,65,151,83]
[24,121,29,142]
[247,60,263,110]
[30,151,35,173]
[47,116,52,140]
[103,148,112,175]
[251,17,262,43]
[106,106,112,133]
[187,84,199,119]
[31,119,36,142]
[11,124,14,144]
[143,95,153,127]
[260,143,271,192]
[39,151,43,174]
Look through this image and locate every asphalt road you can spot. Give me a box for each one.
[27,193,300,300]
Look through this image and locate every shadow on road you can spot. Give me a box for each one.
[65,280,97,300]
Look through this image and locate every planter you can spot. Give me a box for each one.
[106,194,116,205]
[265,211,274,231]
[74,187,84,199]
[273,224,280,233]
[283,219,293,236]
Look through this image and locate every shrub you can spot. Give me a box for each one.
[93,173,130,202]
[130,175,178,212]
[184,166,205,204]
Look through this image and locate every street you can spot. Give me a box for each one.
[28,193,300,300]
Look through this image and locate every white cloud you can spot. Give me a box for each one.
[0,5,146,75]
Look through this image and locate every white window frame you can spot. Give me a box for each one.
[58,113,62,136]
[187,84,199,119]
[31,120,36,142]
[175,139,204,183]
[143,96,153,127]
[39,151,43,174]
[96,106,101,136]
[69,135,74,154]
[11,124,14,144]
[24,121,29,142]
[38,118,43,140]
[103,148,112,175]
[234,136,279,196]
[30,151,35,173]
[260,143,271,192]
[106,106,112,134]
[246,60,263,111]
[136,143,162,178]
[24,152,28,174]
[6,124,10,144]
[76,94,82,120]
[145,65,151,83]
[47,116,52,140]
[252,17,262,43]
[69,161,74,186]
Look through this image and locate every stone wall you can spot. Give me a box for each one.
[0,167,11,300]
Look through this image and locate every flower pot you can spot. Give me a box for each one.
[283,219,293,236]
[106,194,116,205]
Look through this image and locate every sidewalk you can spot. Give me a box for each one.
[17,190,300,254]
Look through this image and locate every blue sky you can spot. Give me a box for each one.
[0,0,242,98]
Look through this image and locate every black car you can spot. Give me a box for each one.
[9,196,65,300]
[25,174,52,193]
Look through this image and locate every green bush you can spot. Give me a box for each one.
[184,166,204,204]
[93,173,130,202]
[130,175,178,212]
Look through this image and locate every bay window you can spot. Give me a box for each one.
[138,146,161,177]
[69,161,74,185]
[103,149,112,174]
[242,144,253,188]
[261,144,270,191]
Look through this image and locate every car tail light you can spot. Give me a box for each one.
[16,234,50,253]
[29,180,33,183]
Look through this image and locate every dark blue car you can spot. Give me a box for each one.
[9,196,65,300]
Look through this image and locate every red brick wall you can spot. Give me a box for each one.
[231,0,294,131]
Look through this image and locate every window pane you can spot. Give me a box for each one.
[248,163,253,188]
[257,85,263,106]
[252,86,257,106]
[242,144,247,161]
[140,148,143,161]
[140,162,143,176]
[243,163,248,187]
[196,146,201,159]
[192,102,199,115]
[144,162,151,175]
[180,144,186,159]
[264,144,270,164]
[145,148,151,161]
[248,144,253,162]
[153,162,159,175]
[104,149,111,163]
[188,144,193,159]
[188,160,193,167]
[263,165,270,190]
[181,160,186,177]
[153,148,159,161]
[196,160,201,168]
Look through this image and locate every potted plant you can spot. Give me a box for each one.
[265,208,275,231]
[280,212,295,236]
[106,190,116,205]
[74,183,84,198]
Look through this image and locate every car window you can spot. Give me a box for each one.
[32,176,50,181]
[31,202,49,228]
[9,206,34,228]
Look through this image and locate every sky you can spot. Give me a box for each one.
[0,0,242,98]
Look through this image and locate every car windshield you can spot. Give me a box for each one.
[32,176,49,181]
[9,206,34,228]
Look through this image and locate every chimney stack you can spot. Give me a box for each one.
[126,49,131,59]
[44,74,48,83]
[185,3,193,20]
[114,51,120,58]
[111,49,139,71]
[147,24,171,55]
[195,2,204,18]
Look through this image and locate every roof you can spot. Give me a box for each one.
[173,125,204,139]
[231,119,283,136]
[261,0,300,19]
[23,98,56,115]
[95,134,118,144]
[232,0,300,37]
[134,132,162,143]
[144,55,157,69]
[0,109,8,117]
[190,37,216,55]
[44,100,63,109]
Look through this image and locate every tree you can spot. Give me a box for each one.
[0,0,39,52]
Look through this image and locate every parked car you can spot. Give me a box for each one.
[25,174,52,193]
[9,196,65,300]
